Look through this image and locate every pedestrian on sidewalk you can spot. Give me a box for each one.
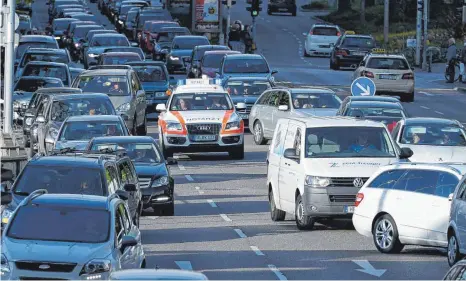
[446,38,457,84]
[460,37,466,83]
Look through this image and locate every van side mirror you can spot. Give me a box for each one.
[36,115,45,123]
[120,235,137,252]
[284,148,299,162]
[123,183,137,192]
[399,147,413,159]
[278,105,288,111]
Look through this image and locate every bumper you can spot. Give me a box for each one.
[141,184,172,209]
[302,186,359,217]
[374,81,415,94]
[4,266,111,280]
[336,55,365,67]
[163,133,243,153]
[306,43,333,56]
[352,213,373,237]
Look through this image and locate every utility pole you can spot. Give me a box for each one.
[416,0,423,66]
[252,16,256,52]
[383,0,389,48]
[221,0,235,46]
[3,0,16,134]
[422,0,429,70]
[360,0,365,30]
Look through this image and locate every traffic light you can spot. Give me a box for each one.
[417,0,423,12]
[246,0,262,17]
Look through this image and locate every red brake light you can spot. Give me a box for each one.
[362,71,374,78]
[402,73,414,80]
[355,193,364,207]
[335,49,348,56]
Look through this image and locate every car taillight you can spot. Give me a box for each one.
[355,193,364,207]
[402,73,414,80]
[335,49,348,56]
[362,71,374,78]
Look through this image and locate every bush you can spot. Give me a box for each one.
[302,1,328,10]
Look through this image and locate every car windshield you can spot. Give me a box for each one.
[91,142,162,163]
[133,66,166,82]
[225,80,271,95]
[223,58,269,73]
[50,99,115,122]
[367,58,410,70]
[13,166,104,196]
[342,37,374,48]
[59,121,125,141]
[16,42,57,59]
[150,23,178,32]
[202,53,227,68]
[400,124,466,146]
[15,79,63,92]
[77,75,130,96]
[22,65,68,85]
[91,36,129,47]
[21,53,69,67]
[102,54,141,64]
[73,26,100,38]
[172,38,209,50]
[305,126,396,158]
[292,92,341,109]
[312,27,339,36]
[170,93,233,111]
[54,20,75,31]
[7,205,109,243]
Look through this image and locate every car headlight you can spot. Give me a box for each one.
[225,121,240,130]
[305,176,330,188]
[155,91,166,97]
[118,20,123,24]
[1,254,10,276]
[49,127,59,139]
[169,55,179,61]
[151,176,168,188]
[116,103,131,112]
[1,208,12,224]
[80,259,111,275]
[88,53,99,58]
[166,122,182,131]
[25,117,33,126]
[75,42,81,48]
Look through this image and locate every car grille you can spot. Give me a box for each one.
[329,177,369,187]
[329,195,356,203]
[138,177,152,188]
[186,123,221,135]
[15,261,77,273]
[236,104,253,114]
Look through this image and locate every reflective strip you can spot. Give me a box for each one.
[220,110,244,134]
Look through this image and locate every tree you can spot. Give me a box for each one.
[365,0,375,6]
[338,0,352,12]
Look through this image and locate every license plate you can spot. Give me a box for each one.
[238,113,249,119]
[155,92,166,97]
[192,135,216,141]
[344,206,355,213]
[319,45,330,48]
[379,74,397,80]
[352,52,365,56]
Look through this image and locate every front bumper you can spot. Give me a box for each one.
[4,264,111,280]
[302,186,359,218]
[141,184,172,209]
[163,133,243,153]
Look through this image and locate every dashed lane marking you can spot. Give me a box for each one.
[220,214,232,222]
[207,199,217,207]
[268,265,288,280]
[435,111,445,115]
[195,186,200,190]
[178,164,186,171]
[185,175,194,181]
[420,106,430,110]
[234,228,247,238]
[250,246,265,256]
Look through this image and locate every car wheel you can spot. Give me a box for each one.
[228,143,244,159]
[160,201,175,216]
[269,189,285,221]
[330,59,335,70]
[141,259,146,268]
[253,121,267,145]
[448,232,462,266]
[137,114,147,135]
[372,214,404,254]
[295,194,314,230]
[402,92,414,102]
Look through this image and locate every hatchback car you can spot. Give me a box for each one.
[166,35,210,74]
[304,24,341,57]
[84,33,131,67]
[15,35,59,66]
[330,33,376,70]
[19,61,72,86]
[199,50,241,78]
[218,54,277,82]
[267,0,296,16]
[187,45,230,78]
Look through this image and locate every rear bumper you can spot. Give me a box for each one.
[352,213,373,237]
[306,43,333,56]
[374,81,415,94]
[336,55,365,67]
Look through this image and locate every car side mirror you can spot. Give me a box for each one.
[120,235,138,252]
[283,148,300,162]
[115,189,129,200]
[123,183,137,192]
[156,103,166,112]
[36,115,45,123]
[1,184,12,205]
[130,42,138,47]
[236,102,247,110]
[278,105,288,111]
[449,193,454,201]
[271,70,278,75]
[166,157,177,165]
[399,147,413,159]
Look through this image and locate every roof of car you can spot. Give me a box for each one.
[92,33,128,40]
[344,96,400,103]
[347,101,404,109]
[24,48,67,54]
[225,76,271,82]
[29,194,111,210]
[126,61,165,67]
[367,54,407,60]
[35,87,82,94]
[28,155,102,168]
[204,50,240,56]
[73,24,103,29]
[289,87,336,94]
[65,115,121,122]
[288,116,387,128]
[24,61,68,67]
[19,35,57,43]
[52,93,111,101]
[80,68,130,75]
[100,52,141,57]
[16,76,63,82]
[195,45,229,51]
[344,34,373,39]
[91,136,155,144]
[224,54,263,60]
[109,269,208,280]
[172,35,208,40]
[404,117,460,126]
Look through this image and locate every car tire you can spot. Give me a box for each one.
[253,121,267,145]
[372,214,404,254]
[330,59,335,70]
[269,189,285,221]
[402,92,414,102]
[448,232,462,266]
[292,10,296,16]
[141,259,146,268]
[137,114,147,135]
[295,194,314,230]
[160,201,175,216]
[228,143,244,159]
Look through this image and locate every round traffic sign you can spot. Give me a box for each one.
[350,77,376,96]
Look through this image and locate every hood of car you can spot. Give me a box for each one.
[400,145,466,163]
[107,95,132,110]
[222,73,270,79]
[54,140,90,151]
[134,162,168,178]
[169,49,192,58]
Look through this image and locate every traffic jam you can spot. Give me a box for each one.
[1,0,466,279]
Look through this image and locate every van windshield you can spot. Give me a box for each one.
[305,126,396,158]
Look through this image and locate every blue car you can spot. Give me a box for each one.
[127,61,170,118]
[217,54,278,83]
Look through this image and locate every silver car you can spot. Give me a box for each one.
[249,87,341,145]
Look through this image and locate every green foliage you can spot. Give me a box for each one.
[302,1,329,10]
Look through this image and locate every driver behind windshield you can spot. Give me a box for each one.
[349,133,376,153]
[209,96,227,109]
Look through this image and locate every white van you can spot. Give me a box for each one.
[266,116,413,230]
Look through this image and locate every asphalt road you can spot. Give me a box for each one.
[27,0,466,279]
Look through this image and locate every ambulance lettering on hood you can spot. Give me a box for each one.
[172,111,227,124]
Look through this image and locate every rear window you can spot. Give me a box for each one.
[342,37,374,48]
[312,27,339,36]
[22,65,68,85]
[367,58,409,70]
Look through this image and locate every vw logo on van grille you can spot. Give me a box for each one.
[197,125,211,131]
[353,178,364,188]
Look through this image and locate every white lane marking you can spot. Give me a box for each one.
[178,164,186,171]
[195,186,200,190]
[250,246,265,256]
[234,228,247,238]
[146,216,159,220]
[207,199,217,207]
[435,111,445,115]
[220,214,232,222]
[185,175,194,181]
[175,261,193,271]
[419,91,433,96]
[420,106,430,110]
[353,260,386,277]
[338,88,345,92]
[268,264,287,280]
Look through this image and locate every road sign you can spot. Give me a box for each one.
[351,77,376,96]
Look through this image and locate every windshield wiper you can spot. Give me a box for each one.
[51,146,79,155]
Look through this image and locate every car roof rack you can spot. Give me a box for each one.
[21,189,48,206]
[87,65,132,70]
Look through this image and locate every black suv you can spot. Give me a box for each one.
[330,34,376,70]
[0,152,143,231]
[267,0,297,16]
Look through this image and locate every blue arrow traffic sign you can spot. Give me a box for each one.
[351,77,376,96]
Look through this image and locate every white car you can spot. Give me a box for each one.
[304,24,341,57]
[267,116,413,230]
[391,117,466,163]
[353,162,466,254]
[156,78,245,159]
